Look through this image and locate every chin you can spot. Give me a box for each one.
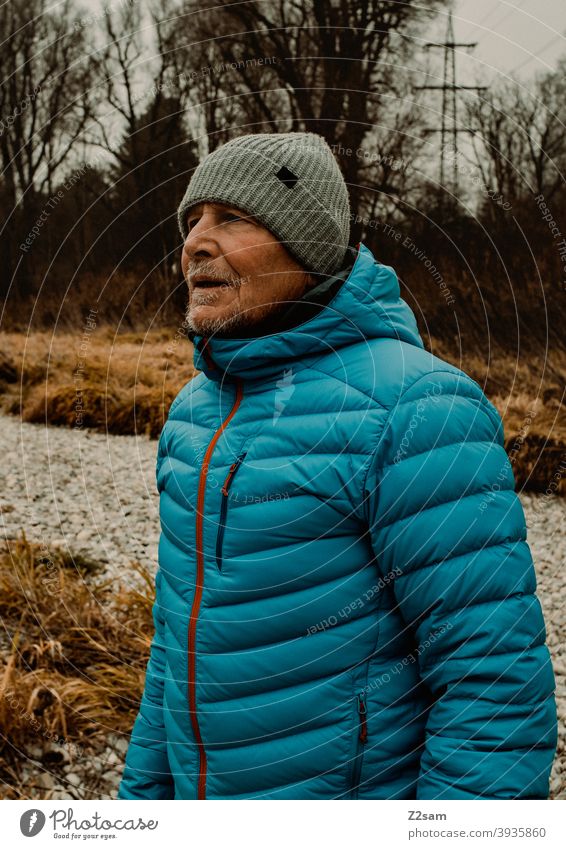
[187,306,244,337]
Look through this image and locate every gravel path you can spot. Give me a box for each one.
[0,414,159,588]
[520,492,566,800]
[0,414,564,799]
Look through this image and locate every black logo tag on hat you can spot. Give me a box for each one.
[275,165,299,188]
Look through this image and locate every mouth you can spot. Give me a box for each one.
[192,278,228,289]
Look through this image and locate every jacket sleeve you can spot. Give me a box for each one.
[117,567,174,799]
[363,369,558,799]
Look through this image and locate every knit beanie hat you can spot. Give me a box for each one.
[177,132,351,277]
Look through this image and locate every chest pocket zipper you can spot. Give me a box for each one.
[216,450,247,572]
[351,691,368,799]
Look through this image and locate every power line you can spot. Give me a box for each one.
[463,0,512,41]
[465,0,530,43]
[510,30,566,74]
[416,10,487,193]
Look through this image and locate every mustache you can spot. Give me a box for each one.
[187,261,246,288]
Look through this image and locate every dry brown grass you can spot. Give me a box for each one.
[0,533,154,799]
[0,327,196,438]
[427,339,566,494]
[0,328,564,492]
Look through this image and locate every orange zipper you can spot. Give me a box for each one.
[189,376,244,799]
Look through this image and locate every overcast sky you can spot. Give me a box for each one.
[447,0,566,83]
[84,1,565,84]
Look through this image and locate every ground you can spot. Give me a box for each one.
[0,414,563,799]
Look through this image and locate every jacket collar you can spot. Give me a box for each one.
[190,242,424,383]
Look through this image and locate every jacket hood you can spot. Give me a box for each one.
[191,242,424,382]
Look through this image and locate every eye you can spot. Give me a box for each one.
[187,215,200,231]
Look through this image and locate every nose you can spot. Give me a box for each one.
[181,212,221,277]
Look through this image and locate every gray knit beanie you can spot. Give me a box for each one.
[177,132,351,277]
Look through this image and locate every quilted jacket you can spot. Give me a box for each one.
[118,242,557,800]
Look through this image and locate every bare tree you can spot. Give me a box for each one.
[88,0,199,277]
[0,0,93,293]
[172,0,448,235]
[466,62,566,207]
[89,0,155,191]
[0,0,92,208]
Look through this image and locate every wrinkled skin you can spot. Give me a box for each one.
[181,201,315,337]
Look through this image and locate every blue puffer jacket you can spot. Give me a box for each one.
[118,243,557,800]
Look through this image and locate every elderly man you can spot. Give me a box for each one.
[118,132,557,800]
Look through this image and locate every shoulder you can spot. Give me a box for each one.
[360,347,505,480]
[310,337,493,414]
[310,339,504,477]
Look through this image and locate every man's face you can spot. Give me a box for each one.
[181,202,315,337]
